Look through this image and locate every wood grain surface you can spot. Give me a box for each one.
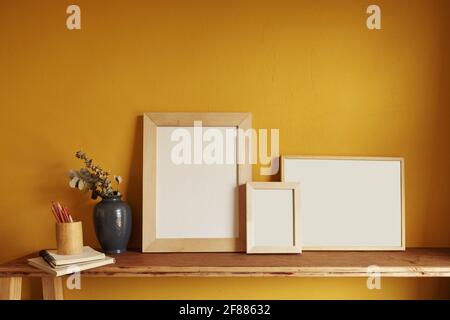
[1,249,449,278]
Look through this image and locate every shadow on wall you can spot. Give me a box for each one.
[125,115,144,249]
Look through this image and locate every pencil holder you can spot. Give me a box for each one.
[55,221,83,255]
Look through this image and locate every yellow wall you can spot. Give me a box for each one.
[1,0,449,299]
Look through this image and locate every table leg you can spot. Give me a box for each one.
[0,277,22,300]
[42,277,64,300]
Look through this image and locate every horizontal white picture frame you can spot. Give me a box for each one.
[281,156,405,251]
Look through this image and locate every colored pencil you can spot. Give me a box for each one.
[50,204,61,223]
[51,202,63,222]
[51,201,74,223]
[63,206,73,223]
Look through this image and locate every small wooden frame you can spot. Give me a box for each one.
[143,112,252,252]
[281,156,405,251]
[246,182,301,254]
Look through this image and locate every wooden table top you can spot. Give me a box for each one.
[1,248,449,278]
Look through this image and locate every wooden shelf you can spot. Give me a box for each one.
[1,248,449,278]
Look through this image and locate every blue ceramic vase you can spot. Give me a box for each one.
[93,195,132,254]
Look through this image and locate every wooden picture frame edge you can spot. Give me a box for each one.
[280,155,406,251]
[142,112,252,252]
[246,182,301,254]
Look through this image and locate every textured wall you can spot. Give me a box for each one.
[0,0,449,299]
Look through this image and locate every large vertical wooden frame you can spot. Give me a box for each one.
[142,112,252,252]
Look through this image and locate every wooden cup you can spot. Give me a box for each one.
[55,221,83,255]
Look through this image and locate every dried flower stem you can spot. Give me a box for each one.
[68,151,123,199]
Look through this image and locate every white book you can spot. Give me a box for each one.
[28,256,115,277]
[46,246,105,266]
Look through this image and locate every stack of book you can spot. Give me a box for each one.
[28,246,115,276]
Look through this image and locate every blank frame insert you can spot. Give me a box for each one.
[156,127,238,239]
[253,190,293,246]
[246,182,301,254]
[281,156,405,250]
